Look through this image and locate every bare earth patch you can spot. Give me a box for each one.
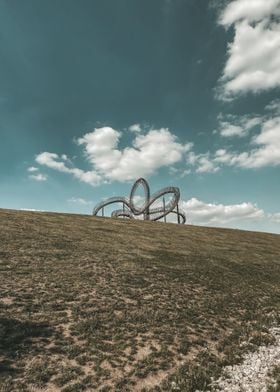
[0,297,14,306]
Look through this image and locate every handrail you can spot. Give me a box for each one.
[92,178,186,224]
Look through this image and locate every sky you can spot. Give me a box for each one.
[1,0,280,234]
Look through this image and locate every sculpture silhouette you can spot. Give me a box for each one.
[92,177,186,224]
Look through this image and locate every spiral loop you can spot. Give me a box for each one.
[92,178,186,224]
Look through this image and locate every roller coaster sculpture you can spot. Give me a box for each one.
[92,178,186,224]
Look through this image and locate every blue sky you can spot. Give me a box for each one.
[1,0,280,233]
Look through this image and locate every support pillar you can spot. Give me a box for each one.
[163,196,166,223]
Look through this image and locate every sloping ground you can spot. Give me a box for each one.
[0,208,280,392]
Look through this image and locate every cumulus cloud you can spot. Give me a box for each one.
[77,127,192,181]
[128,124,142,132]
[187,152,219,173]
[28,165,48,182]
[218,114,262,137]
[214,116,280,168]
[220,0,280,26]
[33,113,280,185]
[35,127,192,186]
[35,152,101,186]
[36,152,70,172]
[181,197,265,225]
[219,123,244,137]
[218,0,280,98]
[27,166,39,172]
[265,99,280,114]
[29,173,47,182]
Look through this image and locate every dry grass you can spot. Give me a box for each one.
[0,208,280,391]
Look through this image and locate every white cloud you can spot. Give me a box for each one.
[131,195,146,207]
[214,149,234,164]
[216,116,280,168]
[243,116,264,129]
[265,99,280,114]
[128,123,142,132]
[187,152,219,173]
[67,197,92,205]
[35,152,101,186]
[169,166,179,174]
[220,0,280,26]
[34,127,192,186]
[269,212,280,222]
[77,127,192,181]
[196,157,219,173]
[29,173,47,182]
[218,0,280,98]
[246,116,280,167]
[36,152,70,172]
[33,112,279,185]
[20,208,45,212]
[179,169,191,178]
[181,197,265,225]
[218,114,262,137]
[220,123,244,137]
[27,166,39,172]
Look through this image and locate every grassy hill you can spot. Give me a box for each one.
[0,208,280,391]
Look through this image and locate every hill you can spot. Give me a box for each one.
[0,208,280,391]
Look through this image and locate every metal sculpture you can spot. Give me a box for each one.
[92,178,186,224]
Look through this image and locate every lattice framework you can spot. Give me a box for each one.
[92,177,186,224]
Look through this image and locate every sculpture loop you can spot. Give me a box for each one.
[92,178,186,224]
